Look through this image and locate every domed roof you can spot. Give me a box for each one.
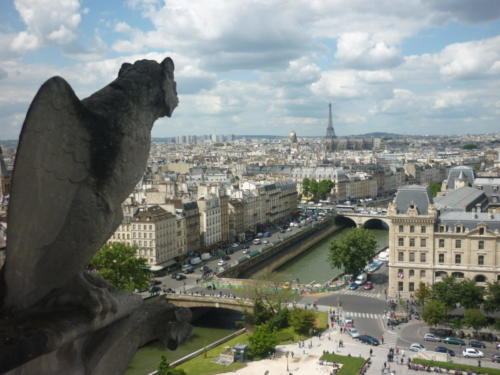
[288,130,297,143]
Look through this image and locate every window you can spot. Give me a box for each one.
[420,252,426,262]
[410,225,415,233]
[478,255,484,265]
[455,226,461,233]
[420,238,426,247]
[439,239,445,248]
[478,240,484,250]
[409,282,415,292]
[409,269,415,277]
[398,282,404,291]
[421,226,426,233]
[439,225,445,232]
[455,240,461,249]
[398,237,404,246]
[399,225,404,233]
[409,238,415,247]
[398,252,404,261]
[409,252,415,262]
[420,270,426,277]
[438,254,445,263]
[479,227,484,235]
[455,254,461,264]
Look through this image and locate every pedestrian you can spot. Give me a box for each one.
[370,348,373,356]
[478,360,481,367]
[384,362,387,369]
[381,336,384,344]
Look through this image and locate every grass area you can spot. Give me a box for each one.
[175,333,249,375]
[275,311,329,344]
[320,353,366,375]
[412,359,500,375]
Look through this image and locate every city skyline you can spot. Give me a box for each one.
[0,0,500,139]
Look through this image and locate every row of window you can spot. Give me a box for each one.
[438,239,485,249]
[398,237,426,247]
[398,251,427,262]
[398,269,427,278]
[398,281,416,292]
[438,226,485,235]
[437,253,485,265]
[398,225,427,233]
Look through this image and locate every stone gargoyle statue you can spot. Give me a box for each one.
[0,58,192,375]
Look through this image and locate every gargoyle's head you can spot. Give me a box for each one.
[117,57,178,118]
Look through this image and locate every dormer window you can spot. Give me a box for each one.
[479,227,485,235]
[455,225,462,233]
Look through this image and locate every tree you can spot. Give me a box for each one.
[414,282,432,305]
[457,279,484,309]
[463,309,487,333]
[289,308,316,335]
[328,228,377,278]
[309,179,319,200]
[422,300,447,326]
[462,144,478,150]
[484,281,500,312]
[318,180,334,200]
[302,178,311,197]
[431,276,461,311]
[428,182,441,197]
[157,355,170,375]
[248,324,278,357]
[89,242,150,292]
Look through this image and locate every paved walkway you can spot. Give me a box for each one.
[223,324,500,375]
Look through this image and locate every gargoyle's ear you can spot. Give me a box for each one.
[161,57,174,73]
[119,63,133,77]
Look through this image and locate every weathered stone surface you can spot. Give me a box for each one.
[0,58,188,374]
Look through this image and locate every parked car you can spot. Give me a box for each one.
[435,346,455,356]
[181,264,194,273]
[222,255,231,261]
[492,354,500,363]
[469,340,486,348]
[349,283,358,290]
[357,335,380,346]
[263,240,269,244]
[387,318,400,327]
[363,281,373,290]
[170,273,178,279]
[344,316,354,326]
[151,279,162,286]
[443,337,465,346]
[410,343,425,352]
[424,333,441,342]
[175,273,186,281]
[463,348,484,358]
[231,243,239,248]
[217,260,226,266]
[347,328,360,338]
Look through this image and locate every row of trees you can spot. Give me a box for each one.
[302,178,334,201]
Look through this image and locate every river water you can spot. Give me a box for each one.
[261,228,389,284]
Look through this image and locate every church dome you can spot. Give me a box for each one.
[289,130,297,143]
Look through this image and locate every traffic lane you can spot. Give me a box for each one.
[351,316,385,340]
[316,294,386,314]
[397,322,500,363]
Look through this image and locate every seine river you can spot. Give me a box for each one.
[127,226,388,374]
[256,227,389,284]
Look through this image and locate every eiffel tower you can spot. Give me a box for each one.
[326,102,335,140]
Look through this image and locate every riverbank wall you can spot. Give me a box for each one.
[218,218,343,279]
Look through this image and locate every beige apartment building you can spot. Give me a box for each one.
[108,205,179,269]
[388,185,500,299]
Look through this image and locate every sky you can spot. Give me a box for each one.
[0,0,500,139]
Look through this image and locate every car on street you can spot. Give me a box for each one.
[468,340,486,348]
[222,255,231,261]
[151,280,162,286]
[231,243,239,248]
[242,249,249,254]
[424,333,441,342]
[347,328,360,338]
[348,283,358,290]
[435,347,455,356]
[263,240,269,244]
[344,316,354,325]
[410,343,425,352]
[363,281,373,290]
[170,273,178,279]
[217,260,226,266]
[443,337,465,346]
[492,354,500,363]
[357,335,379,346]
[175,273,186,281]
[463,348,484,358]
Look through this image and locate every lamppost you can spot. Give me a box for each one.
[183,280,186,293]
[286,351,289,372]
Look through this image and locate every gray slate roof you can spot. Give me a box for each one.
[394,185,433,215]
[447,166,474,189]
[434,186,488,212]
[438,211,500,232]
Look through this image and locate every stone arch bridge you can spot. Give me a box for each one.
[336,212,390,229]
[165,293,254,313]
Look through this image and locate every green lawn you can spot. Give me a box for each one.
[412,359,500,375]
[320,353,366,375]
[175,334,249,375]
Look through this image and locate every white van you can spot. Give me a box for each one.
[355,273,367,285]
[253,238,261,245]
[190,257,202,265]
[201,252,211,261]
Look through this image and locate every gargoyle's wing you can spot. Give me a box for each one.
[5,77,91,292]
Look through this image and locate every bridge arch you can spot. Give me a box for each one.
[334,215,357,228]
[363,218,389,230]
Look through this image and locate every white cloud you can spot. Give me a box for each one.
[11,0,82,52]
[335,32,403,69]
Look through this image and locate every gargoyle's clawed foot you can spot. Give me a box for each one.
[43,272,118,320]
